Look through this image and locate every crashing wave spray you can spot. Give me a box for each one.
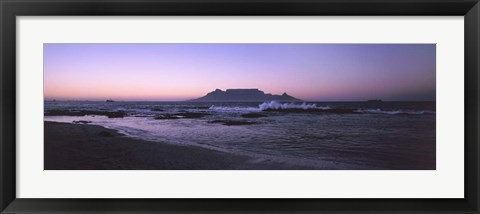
[208,105,260,112]
[209,101,330,112]
[258,101,330,111]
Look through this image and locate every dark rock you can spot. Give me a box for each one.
[176,112,208,118]
[195,106,210,109]
[154,112,209,120]
[72,120,92,124]
[262,108,318,113]
[322,109,360,114]
[154,115,182,120]
[44,110,86,116]
[241,113,267,118]
[104,111,126,118]
[262,108,359,114]
[208,120,257,126]
[44,110,127,118]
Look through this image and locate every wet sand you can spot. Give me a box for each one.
[44,121,306,170]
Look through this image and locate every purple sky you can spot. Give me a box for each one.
[44,44,435,101]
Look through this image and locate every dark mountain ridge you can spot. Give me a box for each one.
[190,89,302,102]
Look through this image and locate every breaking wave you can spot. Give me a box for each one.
[209,101,331,112]
[258,101,330,111]
[354,108,435,115]
[208,105,261,112]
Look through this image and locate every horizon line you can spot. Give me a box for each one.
[44,99,436,102]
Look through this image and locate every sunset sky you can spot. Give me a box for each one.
[44,44,435,101]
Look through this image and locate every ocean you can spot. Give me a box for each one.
[44,101,436,169]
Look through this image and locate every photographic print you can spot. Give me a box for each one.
[44,44,436,170]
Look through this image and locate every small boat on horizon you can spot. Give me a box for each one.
[367,99,382,103]
[106,99,115,102]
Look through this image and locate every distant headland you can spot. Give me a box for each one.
[190,89,302,102]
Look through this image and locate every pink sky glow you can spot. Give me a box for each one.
[44,44,436,101]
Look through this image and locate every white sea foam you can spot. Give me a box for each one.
[258,101,330,111]
[209,101,331,112]
[208,105,261,112]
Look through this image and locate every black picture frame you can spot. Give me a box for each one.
[1,0,479,213]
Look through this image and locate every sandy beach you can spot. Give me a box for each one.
[44,121,306,170]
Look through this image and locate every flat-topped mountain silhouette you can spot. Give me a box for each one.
[191,89,302,102]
